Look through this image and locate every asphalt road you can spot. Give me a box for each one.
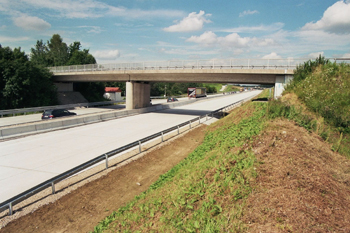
[0,91,261,204]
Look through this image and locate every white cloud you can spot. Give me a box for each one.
[158,47,218,55]
[239,10,259,17]
[163,10,211,32]
[186,31,276,48]
[13,15,51,31]
[341,53,350,58]
[0,35,30,42]
[186,31,218,45]
[109,8,184,19]
[79,26,103,34]
[262,52,282,59]
[17,0,184,19]
[221,23,285,33]
[92,49,120,60]
[302,0,350,34]
[307,51,324,59]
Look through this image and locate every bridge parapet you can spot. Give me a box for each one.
[49,58,307,74]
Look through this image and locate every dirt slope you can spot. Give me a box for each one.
[243,119,350,232]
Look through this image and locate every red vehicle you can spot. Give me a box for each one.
[188,87,207,98]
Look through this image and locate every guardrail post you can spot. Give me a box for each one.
[198,116,200,124]
[52,182,55,194]
[139,141,142,153]
[161,132,164,142]
[190,120,191,129]
[206,114,208,121]
[177,126,180,135]
[105,154,108,169]
[9,202,13,215]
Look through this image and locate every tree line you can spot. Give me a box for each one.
[0,34,218,110]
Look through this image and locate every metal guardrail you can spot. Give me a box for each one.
[0,97,250,216]
[0,101,123,118]
[48,58,309,73]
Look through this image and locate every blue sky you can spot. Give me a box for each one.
[1,0,350,63]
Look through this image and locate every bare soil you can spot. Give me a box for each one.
[243,119,350,232]
[0,125,207,233]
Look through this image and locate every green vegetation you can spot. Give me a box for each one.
[149,82,219,97]
[30,34,96,67]
[269,57,350,157]
[30,34,106,102]
[286,56,350,132]
[223,85,241,93]
[0,46,58,110]
[92,99,268,232]
[91,58,350,231]
[0,34,108,105]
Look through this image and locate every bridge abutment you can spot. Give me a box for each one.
[126,81,151,110]
[274,75,293,98]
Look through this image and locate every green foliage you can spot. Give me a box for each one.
[267,96,350,158]
[91,102,268,232]
[0,46,58,109]
[287,55,330,88]
[30,34,100,102]
[31,34,96,67]
[202,83,220,93]
[149,83,221,97]
[224,85,240,93]
[268,99,316,131]
[286,57,350,132]
[47,34,69,66]
[150,82,202,97]
[30,40,50,67]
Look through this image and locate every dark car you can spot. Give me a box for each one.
[167,97,178,102]
[42,109,77,120]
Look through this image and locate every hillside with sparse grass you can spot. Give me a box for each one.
[92,58,350,232]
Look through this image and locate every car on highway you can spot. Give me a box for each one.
[167,97,178,102]
[41,109,77,120]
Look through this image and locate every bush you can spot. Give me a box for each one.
[286,57,350,132]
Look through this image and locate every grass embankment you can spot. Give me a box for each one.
[92,59,349,232]
[93,96,269,232]
[269,58,350,157]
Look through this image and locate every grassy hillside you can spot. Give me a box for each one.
[271,58,350,157]
[92,60,350,232]
[93,99,268,232]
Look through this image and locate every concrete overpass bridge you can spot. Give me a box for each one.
[50,59,306,109]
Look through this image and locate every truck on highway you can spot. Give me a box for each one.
[188,87,207,98]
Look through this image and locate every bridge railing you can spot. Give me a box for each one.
[49,59,309,73]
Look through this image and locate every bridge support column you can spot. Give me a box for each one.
[274,75,293,99]
[126,81,151,110]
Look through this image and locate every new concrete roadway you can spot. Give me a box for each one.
[0,95,221,128]
[0,91,261,204]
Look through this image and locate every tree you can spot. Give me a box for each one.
[67,49,96,65]
[0,46,58,109]
[30,40,50,67]
[47,34,69,66]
